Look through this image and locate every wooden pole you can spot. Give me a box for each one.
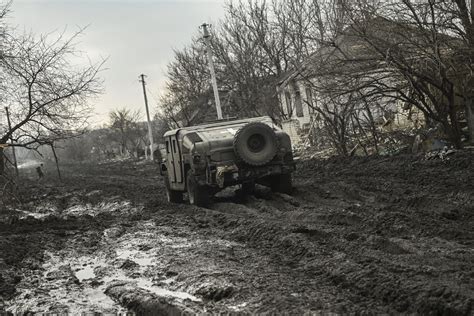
[5,107,19,177]
[201,23,223,120]
[139,74,155,161]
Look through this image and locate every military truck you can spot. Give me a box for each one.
[160,116,295,206]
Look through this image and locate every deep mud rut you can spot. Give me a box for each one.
[1,152,473,314]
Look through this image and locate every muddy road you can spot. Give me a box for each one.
[1,152,473,314]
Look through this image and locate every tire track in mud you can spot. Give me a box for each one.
[173,152,474,314]
[151,194,383,313]
[195,192,473,314]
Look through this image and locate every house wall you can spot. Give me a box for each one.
[278,75,428,148]
[391,103,425,130]
[281,120,303,147]
[278,80,316,146]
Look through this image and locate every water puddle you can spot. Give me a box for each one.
[111,247,200,302]
[75,266,96,281]
[82,287,118,308]
[8,255,124,314]
[146,286,200,301]
[70,249,200,303]
[18,210,51,219]
[229,302,249,311]
[7,224,205,313]
[117,249,154,266]
[133,278,200,301]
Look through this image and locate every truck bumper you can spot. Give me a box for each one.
[211,162,295,188]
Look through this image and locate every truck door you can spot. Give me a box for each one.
[165,138,177,183]
[171,136,183,183]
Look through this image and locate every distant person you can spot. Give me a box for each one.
[36,163,44,180]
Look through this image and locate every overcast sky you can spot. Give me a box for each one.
[8,0,226,125]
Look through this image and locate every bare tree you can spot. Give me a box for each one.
[159,41,213,127]
[445,0,474,143]
[0,28,105,174]
[109,108,145,157]
[326,0,474,147]
[210,0,322,119]
[159,0,325,127]
[281,0,473,153]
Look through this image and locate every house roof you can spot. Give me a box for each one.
[277,31,375,89]
[277,16,461,90]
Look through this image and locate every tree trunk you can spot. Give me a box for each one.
[51,143,62,180]
[0,147,4,176]
[364,105,379,154]
[447,111,462,149]
[446,83,463,149]
[467,96,474,144]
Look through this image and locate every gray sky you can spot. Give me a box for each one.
[9,0,226,125]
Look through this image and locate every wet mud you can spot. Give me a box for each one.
[1,152,473,314]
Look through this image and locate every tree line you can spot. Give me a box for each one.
[44,109,166,163]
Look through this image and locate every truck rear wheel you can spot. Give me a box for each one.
[187,171,210,207]
[164,176,183,203]
[270,173,293,195]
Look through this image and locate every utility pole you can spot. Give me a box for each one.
[201,23,223,120]
[5,107,18,177]
[139,74,154,161]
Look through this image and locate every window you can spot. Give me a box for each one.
[166,140,170,154]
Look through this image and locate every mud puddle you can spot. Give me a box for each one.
[17,200,143,220]
[4,216,205,313]
[75,265,96,281]
[7,256,122,313]
[74,254,200,302]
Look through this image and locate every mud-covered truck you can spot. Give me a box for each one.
[160,116,295,206]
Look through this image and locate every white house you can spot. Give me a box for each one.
[276,23,428,151]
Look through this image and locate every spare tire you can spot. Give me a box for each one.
[233,122,278,166]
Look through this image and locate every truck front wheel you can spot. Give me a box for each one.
[187,171,210,207]
[164,176,183,203]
